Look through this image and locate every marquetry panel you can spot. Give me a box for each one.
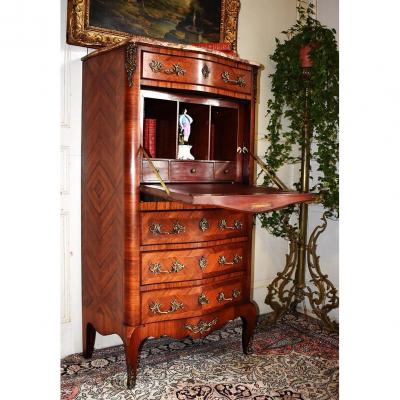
[81,49,126,335]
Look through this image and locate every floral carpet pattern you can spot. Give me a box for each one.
[61,313,338,400]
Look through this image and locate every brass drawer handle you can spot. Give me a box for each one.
[149,222,185,235]
[149,60,186,76]
[199,256,208,270]
[199,217,209,232]
[190,168,196,173]
[221,71,246,87]
[149,260,185,275]
[184,318,218,334]
[198,292,209,305]
[218,219,243,230]
[149,299,183,314]
[217,288,241,303]
[218,254,243,265]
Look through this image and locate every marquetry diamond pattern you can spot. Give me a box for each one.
[86,163,114,214]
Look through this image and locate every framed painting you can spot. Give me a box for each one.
[67,0,241,50]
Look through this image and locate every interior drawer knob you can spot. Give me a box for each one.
[224,169,229,174]
[190,168,196,174]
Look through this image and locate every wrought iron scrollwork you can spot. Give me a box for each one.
[149,299,183,315]
[149,222,185,235]
[221,71,246,87]
[184,318,218,334]
[264,212,339,331]
[149,60,186,76]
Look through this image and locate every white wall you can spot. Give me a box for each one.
[61,0,339,357]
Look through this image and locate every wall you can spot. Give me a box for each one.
[61,0,339,357]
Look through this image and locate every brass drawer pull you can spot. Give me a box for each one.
[190,168,196,173]
[217,288,241,303]
[218,219,243,230]
[221,71,246,87]
[184,318,218,334]
[149,222,185,235]
[218,254,243,265]
[198,292,209,305]
[149,299,183,314]
[199,256,208,270]
[149,60,186,76]
[149,260,185,275]
[199,217,209,232]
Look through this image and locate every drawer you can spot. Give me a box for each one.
[141,278,244,323]
[170,161,213,182]
[141,242,247,285]
[214,161,236,181]
[142,160,169,182]
[141,51,252,96]
[141,209,250,245]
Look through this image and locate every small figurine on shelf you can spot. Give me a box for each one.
[178,109,195,160]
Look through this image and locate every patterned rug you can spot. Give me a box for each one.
[61,313,338,400]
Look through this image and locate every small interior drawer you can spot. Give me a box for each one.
[170,161,214,182]
[214,161,236,181]
[142,160,169,182]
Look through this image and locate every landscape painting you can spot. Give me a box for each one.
[88,0,222,44]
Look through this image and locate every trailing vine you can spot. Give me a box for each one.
[259,3,339,240]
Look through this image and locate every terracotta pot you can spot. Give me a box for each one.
[299,43,318,68]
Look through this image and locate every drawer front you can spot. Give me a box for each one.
[141,242,247,285]
[141,51,252,95]
[214,161,236,181]
[141,278,243,323]
[141,210,249,245]
[170,161,213,182]
[142,160,169,182]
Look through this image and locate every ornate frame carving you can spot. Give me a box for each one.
[67,0,241,50]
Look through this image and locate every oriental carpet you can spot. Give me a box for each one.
[61,313,338,400]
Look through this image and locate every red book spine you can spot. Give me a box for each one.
[144,118,157,158]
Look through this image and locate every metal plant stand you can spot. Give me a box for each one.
[264,67,339,332]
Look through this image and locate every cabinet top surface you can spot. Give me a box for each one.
[81,37,262,68]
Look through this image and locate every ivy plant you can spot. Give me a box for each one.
[259,3,339,240]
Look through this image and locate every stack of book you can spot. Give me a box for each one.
[143,118,157,157]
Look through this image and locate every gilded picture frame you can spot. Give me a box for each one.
[67,0,241,50]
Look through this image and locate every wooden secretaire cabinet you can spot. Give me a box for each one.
[81,39,314,388]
